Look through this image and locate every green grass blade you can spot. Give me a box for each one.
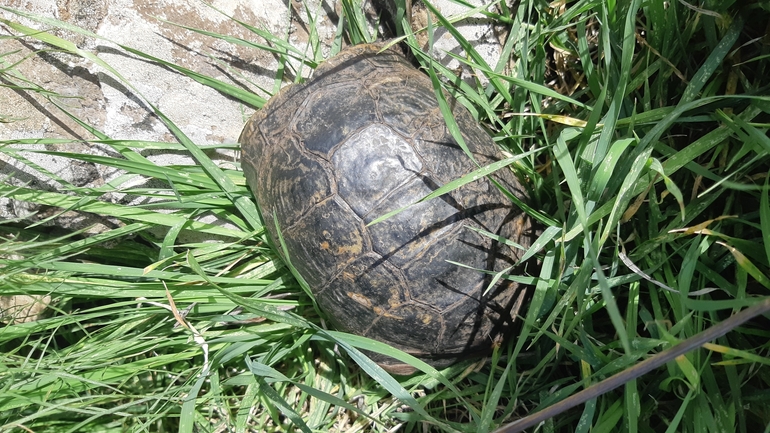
[368,148,541,226]
[119,45,266,108]
[679,16,743,105]
[317,330,450,430]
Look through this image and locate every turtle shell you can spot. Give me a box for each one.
[240,43,534,372]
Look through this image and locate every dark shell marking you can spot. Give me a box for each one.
[240,44,534,371]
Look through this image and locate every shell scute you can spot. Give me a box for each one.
[281,198,369,289]
[332,123,422,217]
[294,82,378,156]
[259,136,333,227]
[367,302,443,352]
[365,176,459,264]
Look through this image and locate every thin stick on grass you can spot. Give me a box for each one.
[494,297,770,433]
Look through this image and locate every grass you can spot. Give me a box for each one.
[1,0,770,432]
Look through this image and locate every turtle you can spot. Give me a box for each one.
[240,43,535,374]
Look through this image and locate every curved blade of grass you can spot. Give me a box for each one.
[421,0,511,106]
[430,0,511,24]
[179,370,210,433]
[762,175,770,268]
[1,350,199,412]
[1,137,237,151]
[680,16,743,106]
[203,0,318,70]
[185,252,308,329]
[319,331,468,400]
[425,54,477,164]
[0,183,246,238]
[467,223,559,265]
[407,47,491,121]
[632,17,744,159]
[600,146,654,240]
[268,214,316,309]
[315,330,450,429]
[554,128,630,354]
[150,108,264,232]
[5,271,273,300]
[341,0,373,44]
[526,223,562,261]
[119,45,266,108]
[563,98,762,243]
[650,158,686,220]
[480,360,512,433]
[718,241,770,291]
[593,0,641,163]
[513,247,556,354]
[703,342,770,366]
[245,358,383,427]
[253,376,313,433]
[442,51,590,110]
[368,148,540,226]
[0,222,149,276]
[23,150,219,190]
[588,138,636,200]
